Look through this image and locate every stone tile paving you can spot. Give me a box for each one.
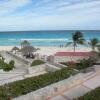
[50,65,100,100]
[50,95,66,100]
[83,74,100,89]
[62,85,91,99]
[0,51,28,85]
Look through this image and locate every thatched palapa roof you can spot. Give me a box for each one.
[12,47,20,51]
[20,46,37,54]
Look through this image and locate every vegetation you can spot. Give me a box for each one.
[97,45,100,52]
[0,59,15,71]
[66,32,100,52]
[66,31,85,52]
[88,38,99,51]
[75,58,96,71]
[61,61,76,70]
[74,86,100,100]
[0,68,75,99]
[9,60,15,70]
[31,60,45,66]
[97,45,100,57]
[61,57,96,71]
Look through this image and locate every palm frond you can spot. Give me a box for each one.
[77,38,85,45]
[65,42,73,47]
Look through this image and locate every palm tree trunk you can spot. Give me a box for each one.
[74,42,76,52]
[92,46,95,51]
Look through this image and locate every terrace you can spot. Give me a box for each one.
[0,51,65,85]
[50,51,95,63]
[0,45,99,100]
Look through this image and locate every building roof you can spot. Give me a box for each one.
[12,46,20,51]
[21,40,30,47]
[54,52,93,57]
[20,46,37,54]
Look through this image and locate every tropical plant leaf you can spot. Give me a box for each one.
[65,42,73,47]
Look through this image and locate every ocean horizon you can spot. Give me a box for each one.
[0,30,100,46]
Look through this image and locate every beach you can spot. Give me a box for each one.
[0,31,99,54]
[0,46,92,56]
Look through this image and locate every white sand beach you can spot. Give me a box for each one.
[0,46,92,56]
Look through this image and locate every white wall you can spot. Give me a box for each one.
[53,56,89,63]
[28,63,61,74]
[28,64,46,74]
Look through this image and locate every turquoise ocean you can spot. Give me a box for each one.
[0,30,100,46]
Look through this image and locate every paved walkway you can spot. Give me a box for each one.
[1,51,28,69]
[0,51,48,85]
[0,51,28,85]
[50,65,100,100]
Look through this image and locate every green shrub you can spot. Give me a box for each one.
[2,63,11,71]
[75,58,96,71]
[31,60,45,66]
[0,68,75,99]
[61,58,96,72]
[9,60,15,69]
[0,59,3,69]
[9,60,15,66]
[74,86,100,100]
[0,59,15,71]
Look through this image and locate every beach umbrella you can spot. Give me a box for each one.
[12,46,20,51]
[12,46,20,54]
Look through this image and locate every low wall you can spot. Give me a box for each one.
[7,51,29,65]
[13,73,83,100]
[54,56,89,63]
[45,63,60,72]
[28,63,61,74]
[28,64,46,74]
[54,63,67,68]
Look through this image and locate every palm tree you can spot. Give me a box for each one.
[97,45,100,52]
[88,38,99,51]
[70,31,85,52]
[97,45,100,56]
[21,40,30,48]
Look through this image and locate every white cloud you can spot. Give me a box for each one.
[57,0,100,13]
[0,0,31,16]
[0,0,100,30]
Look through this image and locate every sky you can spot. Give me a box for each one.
[0,0,100,31]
